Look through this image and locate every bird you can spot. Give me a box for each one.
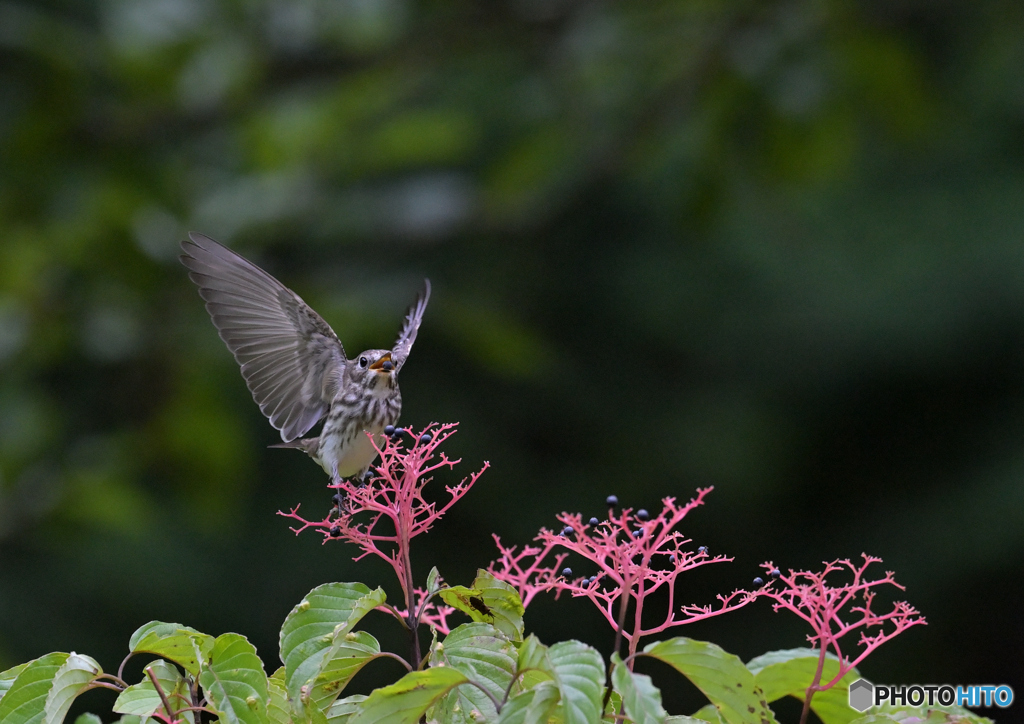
[179,232,430,484]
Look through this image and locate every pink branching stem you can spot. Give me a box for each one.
[279,423,487,664]
[758,555,926,724]
[490,487,756,662]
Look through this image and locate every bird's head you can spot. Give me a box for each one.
[351,349,397,390]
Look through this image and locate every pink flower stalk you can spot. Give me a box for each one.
[490,487,756,661]
[280,423,487,661]
[757,555,926,724]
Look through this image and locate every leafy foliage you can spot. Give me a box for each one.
[0,422,950,723]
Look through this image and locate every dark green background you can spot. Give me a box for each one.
[1,0,1022,719]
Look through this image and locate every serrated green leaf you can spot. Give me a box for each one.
[279,583,386,702]
[43,652,103,724]
[604,690,623,721]
[643,638,775,724]
[611,653,667,724]
[128,622,215,677]
[199,633,269,724]
[113,659,194,724]
[747,648,858,724]
[548,640,604,724]
[348,667,469,724]
[326,694,367,724]
[310,631,382,710]
[496,680,560,724]
[0,652,70,724]
[432,622,517,721]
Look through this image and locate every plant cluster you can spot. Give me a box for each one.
[0,424,986,724]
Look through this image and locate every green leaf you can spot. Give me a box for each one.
[279,583,386,701]
[438,586,484,618]
[0,652,69,724]
[643,638,775,724]
[72,715,102,724]
[326,694,367,724]
[348,668,469,724]
[268,668,291,724]
[113,659,194,724]
[747,648,859,724]
[0,663,30,703]
[496,680,560,724]
[516,635,550,675]
[128,622,215,677]
[198,633,270,724]
[310,631,382,710]
[471,570,526,642]
[611,653,667,724]
[439,572,526,642]
[426,567,443,596]
[43,653,103,724]
[604,690,623,721]
[689,705,723,723]
[547,640,605,724]
[431,622,517,721]
[668,717,718,724]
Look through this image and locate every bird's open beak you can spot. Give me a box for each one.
[369,353,394,372]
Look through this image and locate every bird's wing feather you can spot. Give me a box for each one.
[180,232,346,442]
[392,279,431,371]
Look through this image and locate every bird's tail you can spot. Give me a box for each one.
[268,438,319,456]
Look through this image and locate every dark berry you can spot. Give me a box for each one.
[382,359,394,371]
[384,425,395,436]
[332,493,345,506]
[669,554,677,563]
[753,577,764,586]
[632,529,642,538]
[589,517,599,526]
[770,569,781,579]
[698,546,707,554]
[562,526,574,536]
[395,427,405,436]
[562,567,572,578]
[420,433,432,444]
[637,509,649,521]
[606,495,619,507]
[330,525,341,536]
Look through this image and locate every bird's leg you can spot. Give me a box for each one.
[330,463,346,518]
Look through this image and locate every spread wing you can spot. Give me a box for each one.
[179,232,346,442]
[392,279,431,371]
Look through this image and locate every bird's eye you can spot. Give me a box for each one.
[359,357,368,368]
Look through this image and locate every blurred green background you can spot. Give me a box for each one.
[2,0,1023,719]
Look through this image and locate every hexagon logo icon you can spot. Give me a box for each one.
[849,679,874,712]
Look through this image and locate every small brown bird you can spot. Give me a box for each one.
[179,232,430,483]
